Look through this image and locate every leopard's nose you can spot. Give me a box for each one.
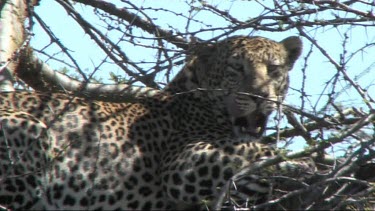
[249,91,269,103]
[256,91,269,98]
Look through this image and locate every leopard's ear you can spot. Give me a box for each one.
[190,43,218,84]
[176,39,217,88]
[186,39,216,63]
[281,36,303,64]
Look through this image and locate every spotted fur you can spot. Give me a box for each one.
[0,36,303,210]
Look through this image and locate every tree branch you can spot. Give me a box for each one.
[0,0,27,91]
[16,47,161,102]
[71,0,189,49]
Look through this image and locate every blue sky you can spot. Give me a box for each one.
[31,1,375,153]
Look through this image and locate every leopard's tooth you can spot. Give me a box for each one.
[255,126,262,134]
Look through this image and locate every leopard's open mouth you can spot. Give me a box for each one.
[233,112,267,138]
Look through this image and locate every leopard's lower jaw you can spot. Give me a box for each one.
[232,112,268,138]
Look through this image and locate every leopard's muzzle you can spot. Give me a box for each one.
[232,111,268,138]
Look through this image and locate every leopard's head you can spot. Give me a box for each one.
[166,36,302,138]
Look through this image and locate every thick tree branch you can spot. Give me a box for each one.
[0,0,26,91]
[16,47,161,102]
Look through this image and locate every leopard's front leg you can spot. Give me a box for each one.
[161,138,316,209]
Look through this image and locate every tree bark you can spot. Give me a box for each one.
[16,47,161,102]
[0,0,29,91]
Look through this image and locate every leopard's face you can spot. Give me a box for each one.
[169,36,302,138]
[220,36,302,137]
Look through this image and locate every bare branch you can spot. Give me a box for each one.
[16,47,161,101]
[71,0,189,49]
[0,0,27,91]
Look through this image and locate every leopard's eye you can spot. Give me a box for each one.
[227,64,244,73]
[236,65,245,73]
[267,65,278,74]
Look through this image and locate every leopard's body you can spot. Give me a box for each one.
[0,36,303,210]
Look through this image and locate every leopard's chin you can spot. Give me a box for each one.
[232,112,267,138]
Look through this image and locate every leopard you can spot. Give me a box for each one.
[0,35,304,210]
